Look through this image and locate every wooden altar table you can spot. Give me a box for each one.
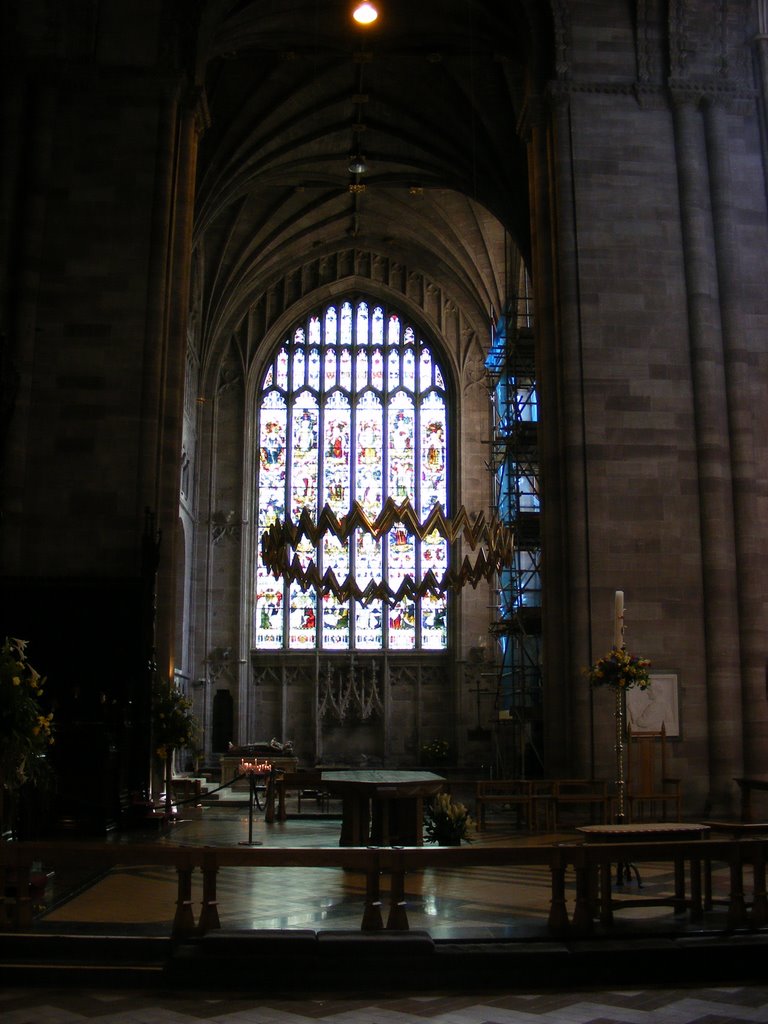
[576,822,711,926]
[321,770,445,846]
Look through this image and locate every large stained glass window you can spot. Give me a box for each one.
[254,299,449,652]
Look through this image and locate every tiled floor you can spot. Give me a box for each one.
[39,810,572,937]
[33,791,720,938]
[3,791,768,1023]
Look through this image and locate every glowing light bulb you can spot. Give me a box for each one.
[353,2,378,25]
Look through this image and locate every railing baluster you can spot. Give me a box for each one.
[548,848,570,935]
[173,858,196,937]
[385,850,409,930]
[198,852,221,934]
[673,853,687,915]
[751,842,767,928]
[361,850,383,931]
[727,843,748,929]
[689,853,703,922]
[0,863,12,931]
[569,848,592,935]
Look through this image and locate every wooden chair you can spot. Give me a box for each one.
[475,779,532,830]
[552,779,610,827]
[626,724,682,822]
[276,770,330,817]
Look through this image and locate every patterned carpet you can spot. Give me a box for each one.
[2,984,768,1023]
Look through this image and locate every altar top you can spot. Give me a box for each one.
[321,769,445,787]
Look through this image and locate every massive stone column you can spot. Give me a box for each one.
[671,93,743,812]
[152,90,205,687]
[524,91,574,776]
[548,84,595,778]
[703,95,768,780]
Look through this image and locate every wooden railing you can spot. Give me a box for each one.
[1,838,766,937]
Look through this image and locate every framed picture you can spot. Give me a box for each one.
[626,672,680,738]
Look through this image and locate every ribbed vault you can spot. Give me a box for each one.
[193,0,553,352]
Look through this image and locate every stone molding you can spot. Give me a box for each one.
[228,247,483,375]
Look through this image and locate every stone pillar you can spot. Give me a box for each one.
[756,1,768,134]
[153,91,204,685]
[703,97,768,780]
[138,85,181,532]
[549,85,595,777]
[0,80,58,568]
[671,94,743,812]
[524,93,572,775]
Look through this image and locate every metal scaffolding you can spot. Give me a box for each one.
[485,297,543,778]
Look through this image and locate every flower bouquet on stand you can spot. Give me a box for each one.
[587,646,651,693]
[587,646,651,822]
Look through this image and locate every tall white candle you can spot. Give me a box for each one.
[614,590,624,648]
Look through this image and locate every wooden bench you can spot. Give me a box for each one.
[475,778,611,831]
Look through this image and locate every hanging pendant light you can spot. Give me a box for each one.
[261,498,515,606]
[348,152,367,175]
[352,2,378,26]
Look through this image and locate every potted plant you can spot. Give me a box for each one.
[151,677,198,817]
[424,792,474,845]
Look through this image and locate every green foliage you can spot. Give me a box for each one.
[0,637,54,789]
[421,739,451,764]
[151,677,198,759]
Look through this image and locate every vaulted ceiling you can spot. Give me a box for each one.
[193,0,554,347]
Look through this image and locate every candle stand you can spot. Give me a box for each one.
[238,759,271,847]
[615,688,626,824]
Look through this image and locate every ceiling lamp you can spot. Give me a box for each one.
[352,2,378,26]
[348,153,367,175]
[261,498,515,606]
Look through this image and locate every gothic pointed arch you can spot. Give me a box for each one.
[253,295,453,654]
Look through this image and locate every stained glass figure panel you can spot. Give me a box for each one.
[290,392,319,518]
[356,392,383,516]
[389,600,416,649]
[323,392,351,515]
[289,581,317,647]
[340,301,353,344]
[321,535,350,648]
[308,348,321,391]
[420,392,447,513]
[356,598,383,649]
[421,592,447,649]
[255,579,284,648]
[388,393,415,503]
[372,306,384,345]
